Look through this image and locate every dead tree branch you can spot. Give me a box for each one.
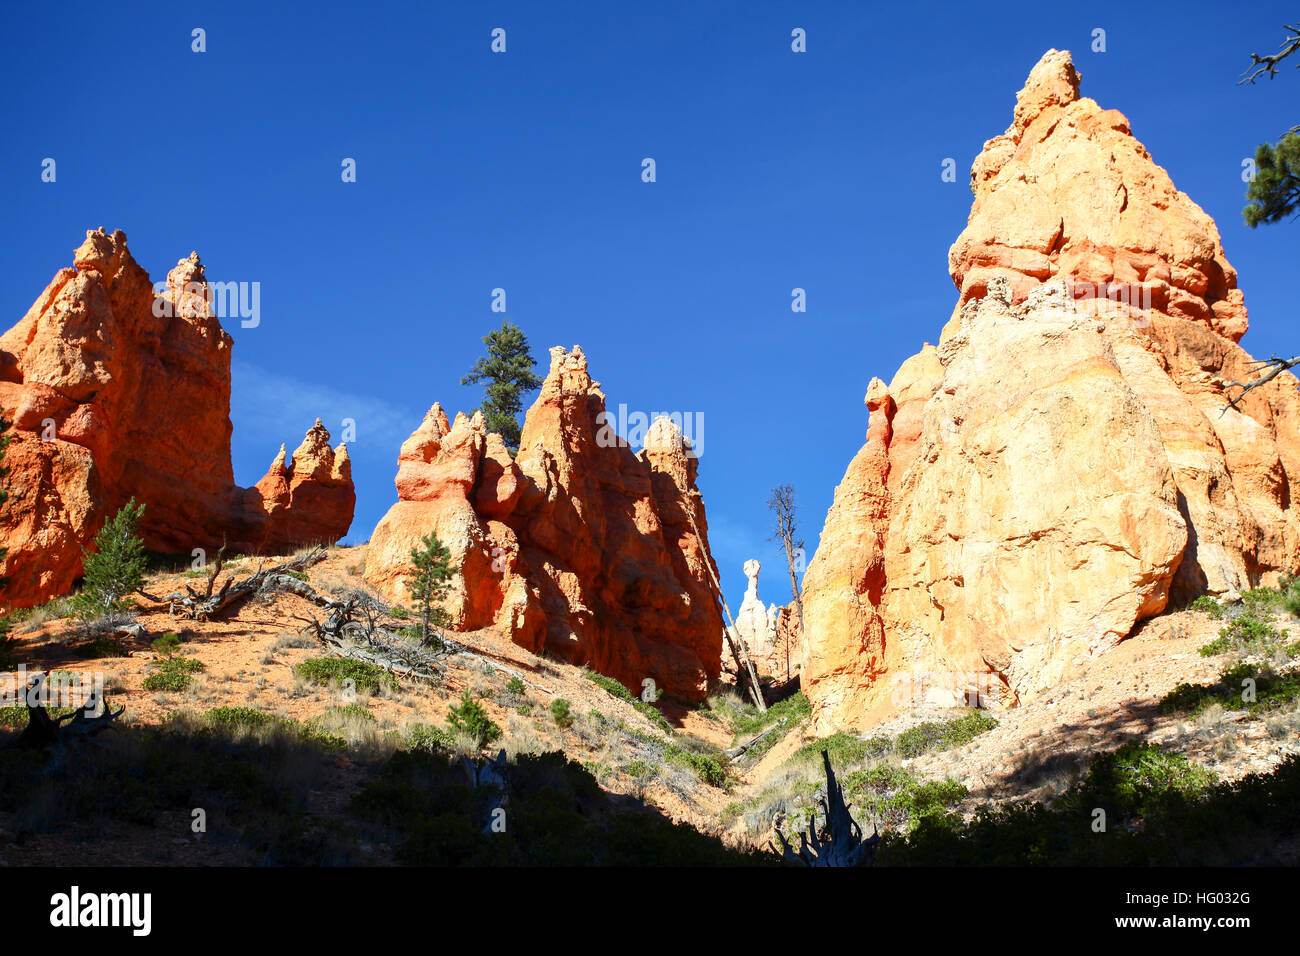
[684,500,766,712]
[7,676,124,751]
[285,578,556,694]
[773,750,878,867]
[165,545,328,620]
[1221,354,1300,414]
[1240,24,1300,84]
[725,716,788,760]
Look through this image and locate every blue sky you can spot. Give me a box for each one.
[2,0,1297,610]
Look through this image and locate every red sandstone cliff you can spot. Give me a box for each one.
[0,229,355,608]
[364,345,723,702]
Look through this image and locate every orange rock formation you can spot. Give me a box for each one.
[365,345,724,702]
[0,229,355,608]
[801,50,1300,733]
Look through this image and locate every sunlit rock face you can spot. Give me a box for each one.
[365,346,724,702]
[800,50,1300,734]
[0,229,354,608]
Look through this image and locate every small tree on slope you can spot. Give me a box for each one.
[77,498,148,617]
[406,531,453,646]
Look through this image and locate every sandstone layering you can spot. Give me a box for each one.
[0,229,355,608]
[800,50,1300,734]
[364,346,724,701]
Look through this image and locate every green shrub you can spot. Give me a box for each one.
[294,657,400,695]
[730,692,812,739]
[142,655,205,693]
[1189,595,1223,619]
[407,722,454,752]
[447,692,501,747]
[624,759,657,780]
[584,671,636,702]
[205,706,275,730]
[1200,615,1285,657]
[143,670,192,693]
[151,632,182,656]
[75,498,148,616]
[550,697,573,729]
[1159,662,1300,716]
[896,711,999,757]
[842,766,968,833]
[665,746,727,788]
[506,676,526,696]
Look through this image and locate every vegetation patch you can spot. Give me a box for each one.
[880,741,1233,866]
[294,657,400,695]
[351,748,764,865]
[550,697,574,729]
[584,670,636,702]
[1200,614,1288,658]
[446,692,502,748]
[143,656,205,693]
[729,692,811,740]
[1160,662,1300,717]
[842,765,968,834]
[1189,595,1223,619]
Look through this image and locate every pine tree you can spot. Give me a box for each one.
[405,531,453,646]
[461,321,542,452]
[1240,25,1300,226]
[77,498,148,616]
[1245,133,1300,227]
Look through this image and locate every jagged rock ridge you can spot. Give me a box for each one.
[0,229,355,607]
[364,345,724,701]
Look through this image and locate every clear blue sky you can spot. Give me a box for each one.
[2,1,1297,610]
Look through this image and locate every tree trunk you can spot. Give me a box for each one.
[685,505,766,712]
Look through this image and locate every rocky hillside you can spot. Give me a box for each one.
[3,546,1297,865]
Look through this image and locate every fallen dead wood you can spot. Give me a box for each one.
[165,545,329,621]
[725,717,789,760]
[284,576,557,694]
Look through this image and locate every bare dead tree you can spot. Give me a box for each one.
[767,483,806,679]
[1221,354,1300,414]
[773,750,878,867]
[7,675,123,751]
[287,578,555,695]
[1240,23,1300,84]
[683,502,766,712]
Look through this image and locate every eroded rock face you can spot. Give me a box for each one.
[0,229,355,608]
[364,346,723,701]
[801,51,1300,734]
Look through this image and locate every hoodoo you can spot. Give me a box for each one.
[365,345,725,702]
[799,50,1300,734]
[0,229,355,608]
